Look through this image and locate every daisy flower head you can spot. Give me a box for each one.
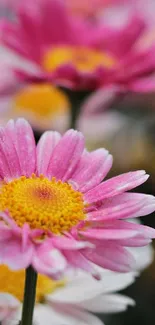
[0,118,155,279]
[4,82,71,133]
[0,46,71,132]
[0,242,153,325]
[1,0,155,93]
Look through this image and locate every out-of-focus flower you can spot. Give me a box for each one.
[0,242,153,325]
[0,118,155,278]
[1,0,155,93]
[65,0,138,25]
[66,0,155,30]
[0,82,70,133]
[65,0,114,19]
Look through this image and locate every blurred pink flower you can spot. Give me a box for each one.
[0,118,155,278]
[65,0,117,18]
[0,0,155,92]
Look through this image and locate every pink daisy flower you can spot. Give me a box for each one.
[0,0,155,93]
[0,117,155,279]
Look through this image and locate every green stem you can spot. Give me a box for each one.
[20,266,38,325]
[59,87,91,130]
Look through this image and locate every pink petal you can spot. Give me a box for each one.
[69,150,90,178]
[0,121,21,180]
[52,236,93,250]
[71,149,113,193]
[0,118,36,180]
[64,250,100,279]
[88,193,155,221]
[79,86,122,116]
[109,220,155,238]
[14,118,36,177]
[80,228,138,240]
[85,170,149,204]
[32,240,67,279]
[0,238,34,270]
[114,236,152,247]
[83,243,135,272]
[0,225,12,241]
[36,131,61,176]
[46,130,84,181]
[130,75,155,92]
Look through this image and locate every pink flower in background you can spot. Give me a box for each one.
[0,118,155,278]
[66,0,113,18]
[66,0,139,25]
[1,0,155,92]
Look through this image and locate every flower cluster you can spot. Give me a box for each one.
[0,1,154,325]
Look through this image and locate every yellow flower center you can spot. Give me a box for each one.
[13,83,70,119]
[0,265,64,303]
[0,174,86,234]
[42,46,116,73]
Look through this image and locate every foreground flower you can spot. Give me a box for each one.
[1,0,155,93]
[0,118,155,278]
[0,243,153,325]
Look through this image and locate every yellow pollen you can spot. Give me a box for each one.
[13,83,70,119]
[42,46,116,73]
[0,175,86,234]
[0,265,64,303]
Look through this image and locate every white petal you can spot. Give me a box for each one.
[34,304,104,325]
[34,304,64,325]
[126,218,154,270]
[48,269,136,304]
[0,293,19,321]
[129,244,154,271]
[78,293,135,313]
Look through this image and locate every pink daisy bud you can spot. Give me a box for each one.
[0,118,154,279]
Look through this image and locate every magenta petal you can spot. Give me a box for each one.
[83,244,135,273]
[36,131,61,176]
[0,238,34,270]
[85,171,149,204]
[47,129,84,181]
[32,240,67,279]
[0,226,12,241]
[80,228,138,240]
[114,237,152,247]
[52,236,93,250]
[108,220,155,239]
[64,250,100,279]
[0,121,21,180]
[0,118,37,180]
[71,149,113,193]
[88,193,155,221]
[0,118,37,179]
[14,119,36,177]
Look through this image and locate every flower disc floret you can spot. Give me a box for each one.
[0,174,86,234]
[43,46,116,73]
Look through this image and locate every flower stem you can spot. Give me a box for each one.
[59,87,91,129]
[20,266,38,325]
